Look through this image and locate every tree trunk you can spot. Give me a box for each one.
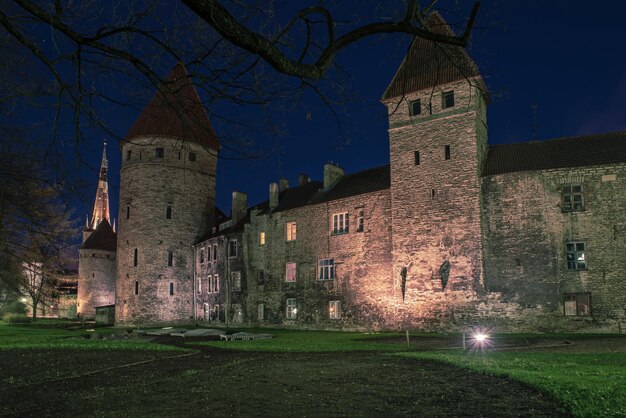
[31,297,38,321]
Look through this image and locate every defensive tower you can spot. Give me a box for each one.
[115,63,220,324]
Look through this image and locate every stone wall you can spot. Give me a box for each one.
[115,136,217,325]
[77,248,116,319]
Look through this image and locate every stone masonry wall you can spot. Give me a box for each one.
[116,136,217,325]
[77,248,116,319]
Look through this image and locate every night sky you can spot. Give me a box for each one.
[70,1,626,227]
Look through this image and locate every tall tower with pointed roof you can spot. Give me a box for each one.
[78,142,117,319]
[116,63,220,324]
[382,13,489,322]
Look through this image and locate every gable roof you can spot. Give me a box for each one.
[483,131,626,176]
[125,63,220,150]
[382,12,485,101]
[81,218,117,252]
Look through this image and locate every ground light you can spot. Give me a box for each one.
[462,327,493,351]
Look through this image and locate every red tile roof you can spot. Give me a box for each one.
[125,63,220,150]
[382,12,486,101]
[81,218,117,252]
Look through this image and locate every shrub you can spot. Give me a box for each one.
[0,300,27,316]
[4,313,32,324]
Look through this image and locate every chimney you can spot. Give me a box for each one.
[298,173,310,186]
[323,162,344,189]
[279,178,290,192]
[269,182,279,209]
[231,191,247,224]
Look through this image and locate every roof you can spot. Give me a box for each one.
[382,12,485,101]
[81,219,117,252]
[483,131,626,176]
[125,63,220,150]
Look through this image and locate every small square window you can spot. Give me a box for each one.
[414,151,420,165]
[566,241,587,270]
[286,298,297,319]
[286,222,297,241]
[562,184,584,212]
[443,91,455,109]
[564,293,591,316]
[409,99,421,116]
[156,148,164,158]
[228,240,237,258]
[285,262,297,282]
[188,152,196,162]
[329,300,341,319]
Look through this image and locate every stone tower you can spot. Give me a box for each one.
[115,63,220,324]
[382,13,489,321]
[77,142,117,319]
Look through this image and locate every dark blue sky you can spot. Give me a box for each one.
[76,1,626,224]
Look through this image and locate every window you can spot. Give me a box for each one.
[285,262,297,282]
[563,184,584,212]
[228,240,237,257]
[431,188,436,199]
[127,150,132,160]
[329,300,341,319]
[134,281,139,295]
[126,206,130,220]
[319,258,335,280]
[567,242,587,270]
[443,90,455,108]
[213,244,218,262]
[258,303,265,321]
[286,298,297,319]
[167,250,173,267]
[232,271,241,291]
[564,293,591,316]
[332,212,349,234]
[258,270,265,285]
[188,152,196,162]
[445,144,451,160]
[356,210,364,232]
[259,231,266,246]
[169,282,174,296]
[207,275,212,293]
[156,148,164,158]
[166,205,172,219]
[198,276,202,293]
[139,151,142,160]
[213,274,220,293]
[409,99,421,116]
[133,248,138,267]
[200,248,205,264]
[414,150,420,165]
[286,222,297,241]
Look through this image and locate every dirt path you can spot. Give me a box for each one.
[0,338,570,417]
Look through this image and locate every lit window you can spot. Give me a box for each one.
[319,258,335,280]
[566,242,587,270]
[286,222,297,241]
[285,262,297,282]
[167,250,173,267]
[286,298,297,319]
[133,248,138,267]
[563,184,584,212]
[443,91,455,109]
[414,151,420,165]
[356,210,364,232]
[259,231,266,246]
[445,144,451,160]
[166,205,172,219]
[258,270,265,285]
[169,282,174,296]
[228,240,237,257]
[258,303,264,321]
[156,148,164,158]
[409,99,421,116]
[329,300,341,319]
[188,152,196,162]
[232,271,241,291]
[564,293,591,316]
[332,212,349,234]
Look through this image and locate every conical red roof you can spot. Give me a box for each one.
[382,13,486,101]
[125,63,220,150]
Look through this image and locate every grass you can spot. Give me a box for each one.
[194,328,410,352]
[398,349,626,417]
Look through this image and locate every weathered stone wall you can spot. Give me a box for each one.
[483,164,626,331]
[115,136,217,325]
[244,188,393,329]
[77,248,116,319]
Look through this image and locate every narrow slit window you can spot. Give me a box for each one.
[445,145,451,160]
[133,248,138,266]
[166,205,172,219]
[169,282,174,296]
[134,281,139,295]
[414,151,420,165]
[167,250,173,267]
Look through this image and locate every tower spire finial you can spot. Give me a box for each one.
[90,141,111,229]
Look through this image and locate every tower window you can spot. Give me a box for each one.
[134,281,139,295]
[169,282,174,296]
[414,151,420,165]
[167,250,173,267]
[409,99,421,116]
[139,151,142,160]
[431,189,436,199]
[189,152,196,162]
[156,148,164,158]
[200,248,205,264]
[445,145,451,160]
[166,205,172,219]
[133,248,138,266]
[126,206,130,220]
[443,91,455,109]
[127,150,132,160]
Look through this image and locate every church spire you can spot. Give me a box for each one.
[90,140,110,229]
